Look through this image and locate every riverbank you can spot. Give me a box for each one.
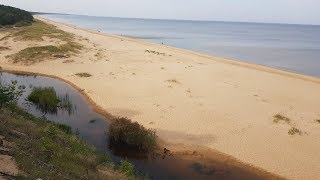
[1,16,320,179]
[0,105,128,179]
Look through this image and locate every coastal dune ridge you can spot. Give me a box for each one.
[1,16,320,180]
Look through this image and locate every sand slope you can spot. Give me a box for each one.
[1,17,320,180]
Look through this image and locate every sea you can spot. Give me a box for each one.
[40,14,320,77]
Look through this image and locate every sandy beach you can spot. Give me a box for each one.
[1,16,320,180]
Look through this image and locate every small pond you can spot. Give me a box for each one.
[0,72,272,180]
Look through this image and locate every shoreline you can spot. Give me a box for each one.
[1,16,320,180]
[36,16,320,84]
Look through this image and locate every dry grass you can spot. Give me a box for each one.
[75,73,92,78]
[273,113,291,124]
[7,46,64,65]
[6,20,82,65]
[12,20,73,42]
[288,127,303,136]
[166,79,181,84]
[145,50,166,56]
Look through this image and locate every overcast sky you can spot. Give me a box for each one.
[1,0,319,25]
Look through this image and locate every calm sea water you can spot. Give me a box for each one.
[40,14,320,77]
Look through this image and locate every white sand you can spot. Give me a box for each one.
[1,16,320,180]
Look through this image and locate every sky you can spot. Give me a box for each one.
[1,0,320,25]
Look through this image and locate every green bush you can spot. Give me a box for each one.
[27,87,60,113]
[0,5,33,26]
[109,117,157,153]
[0,80,25,108]
[119,160,135,176]
[0,105,126,179]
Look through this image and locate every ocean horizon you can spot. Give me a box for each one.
[40,13,320,77]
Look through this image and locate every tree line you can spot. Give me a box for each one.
[0,5,33,26]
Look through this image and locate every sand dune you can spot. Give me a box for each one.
[1,16,320,180]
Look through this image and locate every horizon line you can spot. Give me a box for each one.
[32,11,320,26]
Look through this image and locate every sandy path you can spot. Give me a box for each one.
[1,16,320,180]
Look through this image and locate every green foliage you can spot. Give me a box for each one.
[109,117,157,152]
[0,5,33,27]
[119,160,135,176]
[0,106,126,179]
[27,87,60,113]
[100,154,115,168]
[57,124,72,135]
[0,80,25,108]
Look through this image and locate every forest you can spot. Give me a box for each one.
[0,5,33,27]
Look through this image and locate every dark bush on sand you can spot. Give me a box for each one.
[109,117,157,153]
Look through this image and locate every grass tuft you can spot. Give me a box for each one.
[273,113,291,124]
[145,50,166,56]
[167,79,180,84]
[288,127,302,136]
[119,160,135,176]
[27,87,60,113]
[75,73,92,78]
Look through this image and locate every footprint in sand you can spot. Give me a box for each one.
[253,94,268,103]
[186,88,193,98]
[166,79,181,88]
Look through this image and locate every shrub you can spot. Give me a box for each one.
[109,117,156,153]
[119,160,135,176]
[0,80,25,108]
[27,87,60,113]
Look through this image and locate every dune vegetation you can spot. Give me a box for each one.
[5,20,82,65]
